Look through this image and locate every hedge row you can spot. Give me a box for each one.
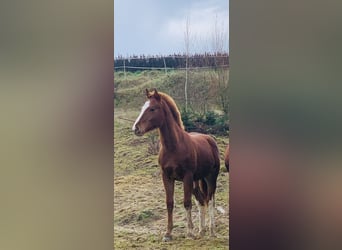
[181,110,229,136]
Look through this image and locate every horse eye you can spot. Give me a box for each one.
[150,108,155,112]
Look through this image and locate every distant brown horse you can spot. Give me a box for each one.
[132,89,220,241]
[224,144,229,172]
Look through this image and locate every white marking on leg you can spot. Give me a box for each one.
[195,200,206,236]
[132,100,150,130]
[208,198,216,236]
[216,206,226,214]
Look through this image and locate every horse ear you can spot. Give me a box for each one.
[153,88,161,101]
[145,89,150,98]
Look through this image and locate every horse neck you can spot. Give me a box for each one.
[158,106,184,151]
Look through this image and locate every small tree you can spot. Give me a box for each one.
[184,15,191,112]
[211,15,229,115]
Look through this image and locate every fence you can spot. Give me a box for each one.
[114,53,229,72]
[114,53,230,117]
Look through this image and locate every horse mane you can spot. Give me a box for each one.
[158,92,185,130]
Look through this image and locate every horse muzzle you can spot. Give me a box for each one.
[134,127,144,136]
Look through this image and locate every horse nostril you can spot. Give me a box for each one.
[134,127,141,136]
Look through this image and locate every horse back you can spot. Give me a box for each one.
[189,133,220,174]
[158,132,220,181]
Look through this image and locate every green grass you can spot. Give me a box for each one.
[114,69,229,113]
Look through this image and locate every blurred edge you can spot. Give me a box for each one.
[2,0,342,249]
[0,1,113,250]
[230,0,342,249]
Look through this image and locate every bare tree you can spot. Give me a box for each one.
[212,15,226,55]
[211,15,229,114]
[184,15,190,112]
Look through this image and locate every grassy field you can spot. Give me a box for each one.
[114,69,229,113]
[114,109,229,249]
[114,69,229,249]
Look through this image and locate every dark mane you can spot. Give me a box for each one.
[158,92,184,130]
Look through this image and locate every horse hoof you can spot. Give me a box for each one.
[163,235,172,242]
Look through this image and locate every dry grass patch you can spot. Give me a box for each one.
[114,109,229,249]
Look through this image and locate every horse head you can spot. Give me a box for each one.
[132,88,165,136]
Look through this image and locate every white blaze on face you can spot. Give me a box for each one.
[132,100,150,131]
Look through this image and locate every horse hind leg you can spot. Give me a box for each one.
[195,200,206,237]
[208,194,216,237]
[205,174,218,237]
[193,180,206,237]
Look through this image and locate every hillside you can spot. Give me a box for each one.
[114,69,229,249]
[114,69,229,115]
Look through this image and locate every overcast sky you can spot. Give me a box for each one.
[114,0,229,57]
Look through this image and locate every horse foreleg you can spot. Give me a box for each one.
[162,172,174,242]
[183,173,194,238]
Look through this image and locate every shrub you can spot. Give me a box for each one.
[180,109,229,135]
[204,111,217,126]
[207,113,229,136]
[181,108,196,130]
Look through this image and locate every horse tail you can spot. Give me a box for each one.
[206,136,220,172]
[193,180,207,206]
[224,144,229,172]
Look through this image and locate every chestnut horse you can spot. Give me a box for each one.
[224,144,229,172]
[132,89,220,241]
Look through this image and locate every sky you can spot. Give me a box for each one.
[114,0,229,57]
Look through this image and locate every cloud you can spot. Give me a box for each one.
[159,2,229,53]
[114,0,229,56]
